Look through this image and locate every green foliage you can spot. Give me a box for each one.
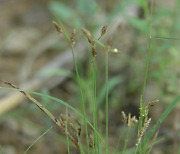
[1,0,180,153]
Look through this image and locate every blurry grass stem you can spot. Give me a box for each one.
[137,0,154,152]
[105,48,109,154]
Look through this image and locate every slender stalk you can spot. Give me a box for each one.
[92,56,100,154]
[92,59,97,153]
[70,46,89,154]
[137,0,154,152]
[141,0,154,105]
[105,49,109,154]
[122,127,131,154]
[135,0,154,153]
[65,107,70,154]
[114,134,121,154]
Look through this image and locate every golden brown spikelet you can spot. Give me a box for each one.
[82,28,94,46]
[53,21,62,34]
[98,25,107,40]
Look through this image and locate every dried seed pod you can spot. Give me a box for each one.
[98,25,107,40]
[53,21,62,34]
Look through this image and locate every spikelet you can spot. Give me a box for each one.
[121,111,138,127]
[53,21,62,34]
[148,99,159,108]
[121,111,127,124]
[82,28,94,46]
[136,118,151,146]
[98,25,107,40]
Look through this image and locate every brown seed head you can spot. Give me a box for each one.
[98,25,107,40]
[82,28,94,45]
[53,21,62,34]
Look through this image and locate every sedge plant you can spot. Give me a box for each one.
[1,0,180,152]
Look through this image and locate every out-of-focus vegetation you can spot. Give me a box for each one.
[0,0,180,153]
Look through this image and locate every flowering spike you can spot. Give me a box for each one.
[98,25,107,40]
[53,21,62,34]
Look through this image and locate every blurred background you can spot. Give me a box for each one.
[0,0,180,153]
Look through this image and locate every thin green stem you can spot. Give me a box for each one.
[137,0,154,153]
[70,46,90,154]
[122,127,131,154]
[92,57,100,154]
[114,134,121,154]
[141,0,154,104]
[105,49,109,154]
[92,59,97,154]
[65,107,70,154]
